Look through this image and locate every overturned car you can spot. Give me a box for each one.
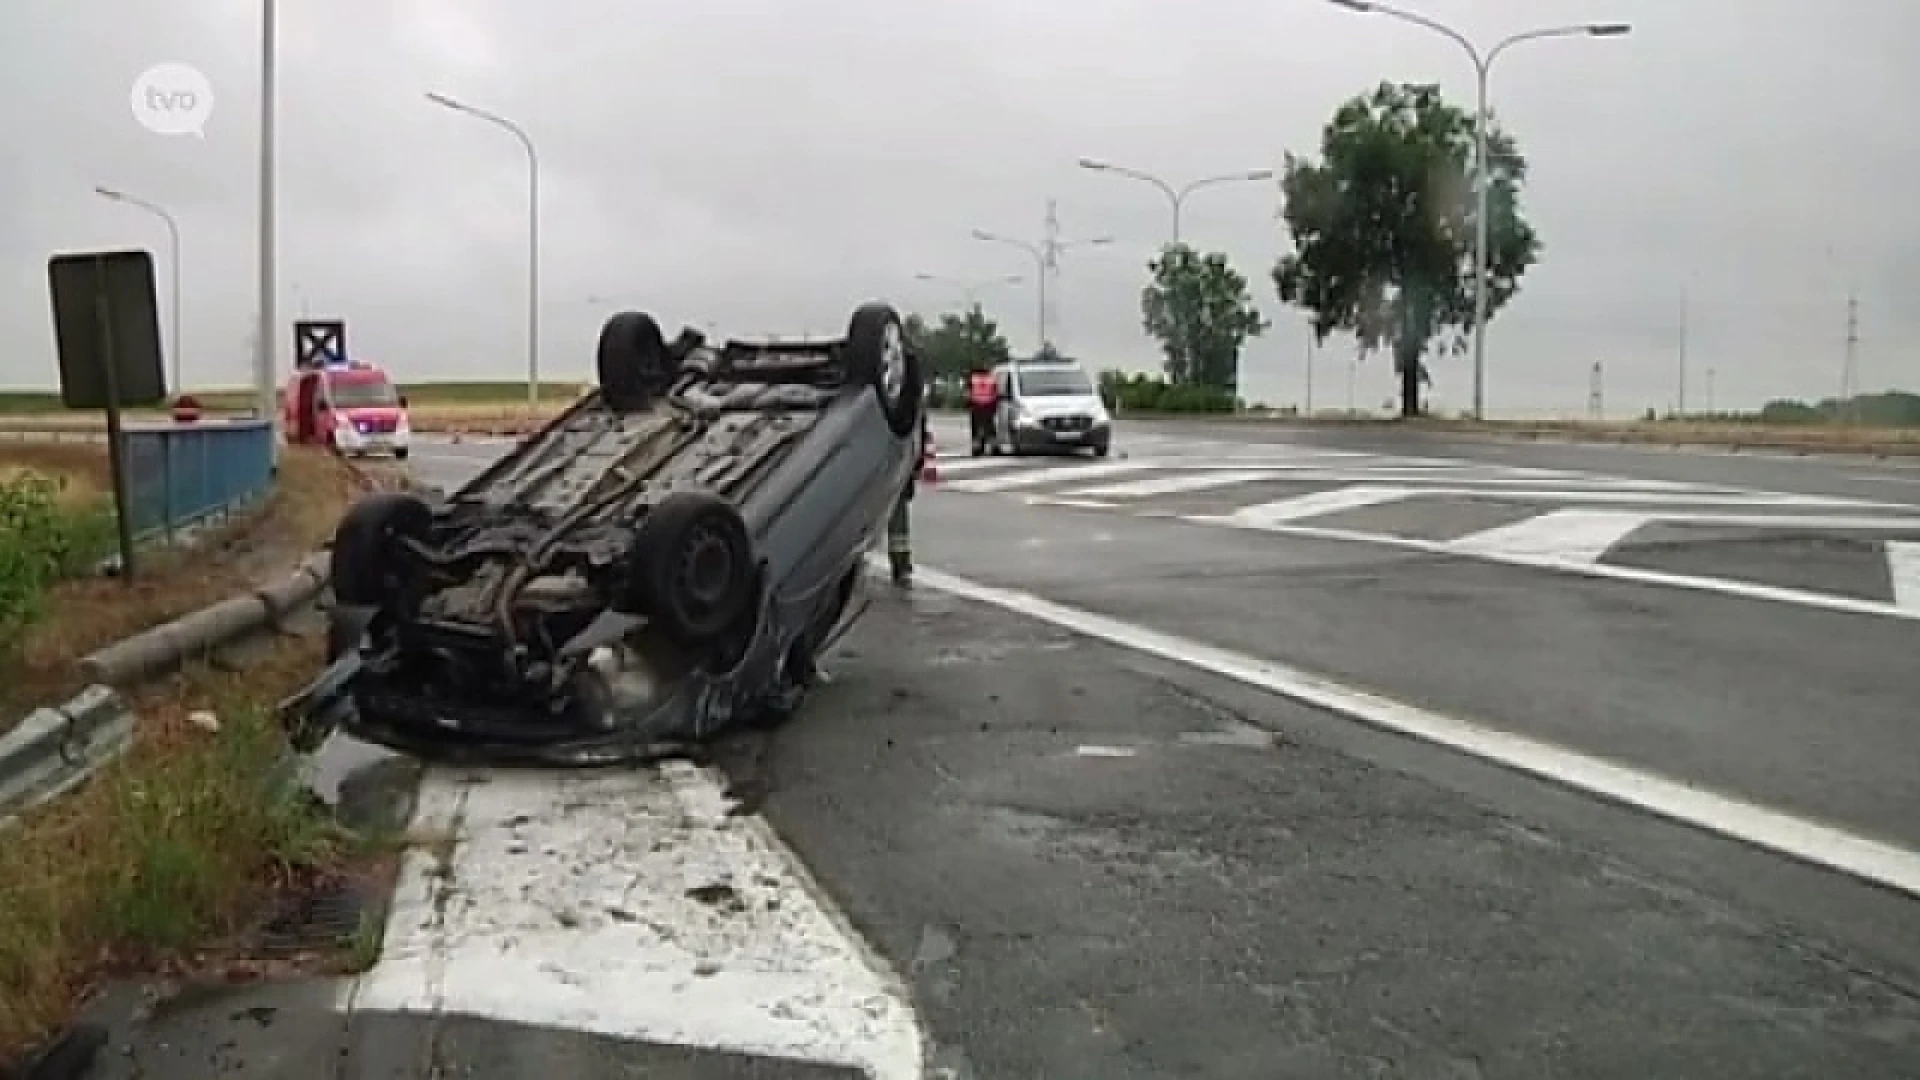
[280,301,926,763]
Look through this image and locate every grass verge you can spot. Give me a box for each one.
[0,445,374,733]
[0,630,396,1060]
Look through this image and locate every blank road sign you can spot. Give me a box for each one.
[47,248,166,409]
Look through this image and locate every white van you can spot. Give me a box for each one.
[989,360,1113,457]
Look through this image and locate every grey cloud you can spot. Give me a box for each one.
[1,0,1913,416]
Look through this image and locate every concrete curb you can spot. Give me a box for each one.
[77,553,331,688]
[0,684,136,821]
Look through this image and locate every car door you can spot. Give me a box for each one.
[994,367,1017,448]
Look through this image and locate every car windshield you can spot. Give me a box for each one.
[329,376,399,408]
[1017,368,1093,396]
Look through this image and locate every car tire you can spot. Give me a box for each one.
[330,492,434,608]
[597,311,677,412]
[629,491,757,647]
[394,447,410,461]
[844,302,924,437]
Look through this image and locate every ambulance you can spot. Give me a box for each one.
[282,357,412,459]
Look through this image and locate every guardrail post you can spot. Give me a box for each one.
[160,428,175,545]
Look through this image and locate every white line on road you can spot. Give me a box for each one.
[1629,513,1920,529]
[1185,513,1920,623]
[1452,509,1920,563]
[1452,510,1654,564]
[1022,495,1120,510]
[1226,486,1423,525]
[910,565,1920,901]
[1887,541,1920,613]
[945,460,1163,493]
[1066,469,1288,499]
[928,456,1026,475]
[346,761,925,1077]
[1218,484,1904,529]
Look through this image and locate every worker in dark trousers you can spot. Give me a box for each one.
[887,417,936,585]
[966,365,1000,456]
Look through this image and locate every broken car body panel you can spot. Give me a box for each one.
[281,302,925,764]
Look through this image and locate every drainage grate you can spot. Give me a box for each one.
[251,877,374,954]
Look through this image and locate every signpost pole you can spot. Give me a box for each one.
[91,262,138,581]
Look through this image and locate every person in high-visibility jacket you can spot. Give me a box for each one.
[886,416,937,586]
[966,366,1000,456]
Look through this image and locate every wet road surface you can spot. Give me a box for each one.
[91,426,1920,1077]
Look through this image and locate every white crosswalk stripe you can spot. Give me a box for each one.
[945,460,1164,493]
[1066,469,1289,499]
[925,431,1920,617]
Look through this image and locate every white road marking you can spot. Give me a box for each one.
[1226,486,1423,525]
[910,565,1920,900]
[1021,495,1120,510]
[946,460,1163,493]
[928,456,1026,475]
[1184,513,1920,623]
[1452,510,1654,564]
[1075,745,1138,758]
[1381,487,1900,508]
[1849,474,1920,486]
[346,762,925,1077]
[1636,513,1920,529]
[1066,469,1287,499]
[1207,470,1721,489]
[1888,541,1920,613]
[1213,483,1905,530]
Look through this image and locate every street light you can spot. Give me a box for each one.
[971,228,1112,351]
[426,90,541,407]
[913,272,1024,310]
[1076,159,1274,245]
[95,186,183,393]
[256,0,278,426]
[1326,0,1630,420]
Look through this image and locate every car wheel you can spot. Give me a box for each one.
[597,311,677,412]
[630,491,757,647]
[393,447,410,461]
[1092,443,1110,458]
[845,302,924,437]
[330,492,434,608]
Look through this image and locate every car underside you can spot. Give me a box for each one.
[280,301,925,764]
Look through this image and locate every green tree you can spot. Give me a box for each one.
[916,305,1012,383]
[1141,244,1268,392]
[1273,81,1541,418]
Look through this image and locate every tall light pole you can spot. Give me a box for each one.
[1076,159,1274,245]
[427,91,540,408]
[256,0,278,427]
[95,186,182,393]
[1326,0,1630,421]
[914,272,1024,311]
[1079,159,1273,406]
[973,202,1112,353]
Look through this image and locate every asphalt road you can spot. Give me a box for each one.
[99,426,1920,1078]
[1112,414,1920,507]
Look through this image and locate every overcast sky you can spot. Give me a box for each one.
[2,0,1914,418]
